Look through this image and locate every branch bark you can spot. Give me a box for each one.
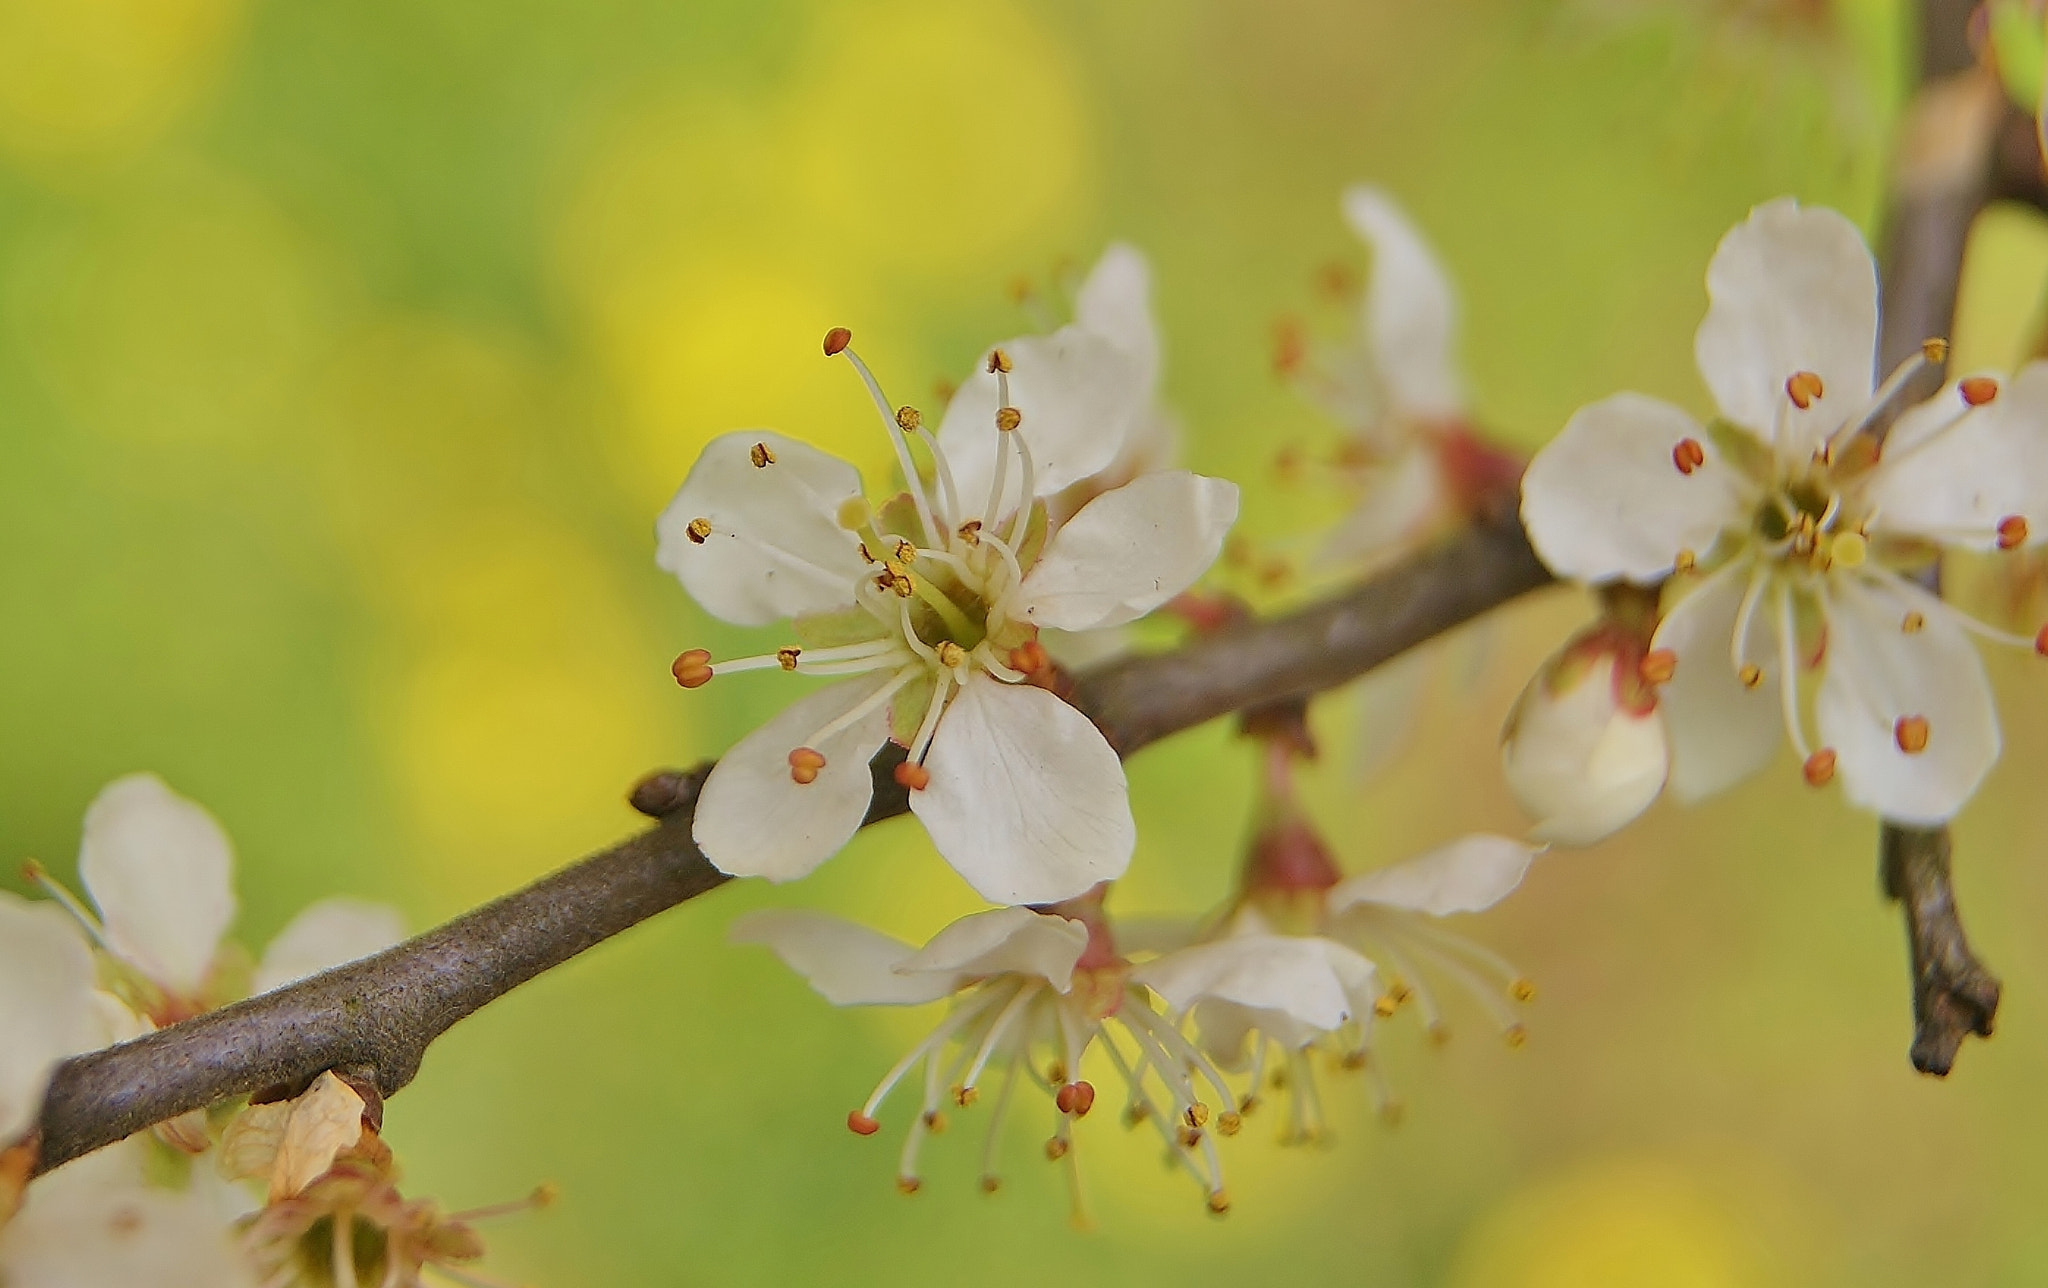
[32,508,1552,1174]
[1871,0,2015,1075]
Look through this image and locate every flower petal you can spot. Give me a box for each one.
[1074,242,1160,392]
[1342,185,1463,421]
[1138,934,1378,1033]
[252,899,406,996]
[1327,834,1538,917]
[895,906,1089,991]
[1651,559,1784,801]
[2,1140,258,1288]
[1316,439,1447,570]
[693,675,895,882]
[1521,393,1743,583]
[728,910,961,1006]
[654,430,869,627]
[934,327,1147,522]
[217,1071,368,1202]
[1694,198,1877,452]
[912,675,1134,904]
[1818,575,1999,823]
[1011,471,1240,631]
[0,896,101,1144]
[1865,365,2048,550]
[78,774,236,996]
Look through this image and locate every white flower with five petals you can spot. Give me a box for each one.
[1,1138,256,1288]
[1521,198,2048,822]
[0,896,102,1148]
[659,330,1239,904]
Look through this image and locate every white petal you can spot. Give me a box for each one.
[912,675,1134,904]
[1137,934,1378,1033]
[1316,440,1447,570]
[653,430,869,627]
[728,910,959,1006]
[78,774,236,996]
[934,327,1147,521]
[1521,393,1744,583]
[1500,644,1669,847]
[1,1145,257,1288]
[216,1071,367,1202]
[0,896,100,1144]
[252,899,405,996]
[1327,834,1538,917]
[895,906,1089,990]
[1012,471,1240,631]
[1074,242,1160,391]
[1694,198,1877,453]
[1651,559,1784,801]
[693,675,895,882]
[1818,575,1999,823]
[1865,365,2048,550]
[1343,185,1464,420]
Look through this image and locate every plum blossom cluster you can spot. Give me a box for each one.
[0,776,541,1287]
[1514,198,2048,838]
[660,243,1543,1217]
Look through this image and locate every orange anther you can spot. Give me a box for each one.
[1997,515,2029,549]
[750,441,776,468]
[788,747,827,784]
[1802,749,1837,786]
[995,406,1022,432]
[1960,376,2000,406]
[1008,641,1050,675]
[1639,648,1677,685]
[1901,611,1925,634]
[686,517,712,544]
[671,649,713,688]
[1672,437,1706,475]
[2036,623,2048,656]
[847,1111,880,1136]
[1055,1081,1096,1117]
[1894,715,1930,754]
[895,405,922,432]
[892,761,930,791]
[986,348,1012,374]
[776,647,801,671]
[1785,371,1825,409]
[823,327,852,356]
[1739,663,1763,689]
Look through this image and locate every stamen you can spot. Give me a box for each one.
[776,647,800,671]
[1894,715,1930,754]
[903,671,953,766]
[1006,428,1038,547]
[1009,641,1050,676]
[1902,610,1925,634]
[787,748,827,785]
[1772,583,1813,761]
[1830,530,1868,568]
[1729,562,1768,686]
[798,667,921,749]
[847,1112,881,1135]
[823,327,852,356]
[1960,376,1999,406]
[995,407,1022,432]
[895,406,921,432]
[892,762,930,791]
[1923,337,1950,363]
[1639,648,1677,685]
[1803,749,1837,786]
[671,650,713,688]
[1785,371,1824,409]
[2038,625,2048,656]
[686,517,711,544]
[1674,548,1697,573]
[837,342,940,546]
[1998,516,2029,549]
[956,520,982,547]
[750,441,777,468]
[986,349,1012,374]
[21,861,116,954]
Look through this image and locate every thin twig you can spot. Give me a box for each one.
[32,507,1552,1174]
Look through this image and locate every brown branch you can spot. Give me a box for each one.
[31,507,1552,1174]
[1870,0,2014,1076]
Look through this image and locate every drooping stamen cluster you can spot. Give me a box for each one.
[669,330,1062,788]
[845,899,1240,1220]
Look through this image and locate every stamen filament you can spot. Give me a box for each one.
[905,671,953,765]
[840,347,939,546]
[1773,583,1814,760]
[859,986,1011,1120]
[801,668,922,754]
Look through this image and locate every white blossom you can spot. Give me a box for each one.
[1521,198,2048,822]
[0,896,102,1146]
[733,900,1243,1215]
[1501,619,1671,846]
[0,1140,256,1288]
[660,329,1239,905]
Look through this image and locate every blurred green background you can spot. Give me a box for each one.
[6,0,2048,1283]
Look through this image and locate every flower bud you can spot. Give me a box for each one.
[1500,624,1668,846]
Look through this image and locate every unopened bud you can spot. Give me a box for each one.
[1500,624,1668,847]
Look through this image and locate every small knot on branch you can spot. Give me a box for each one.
[628,766,711,818]
[1881,822,2001,1076]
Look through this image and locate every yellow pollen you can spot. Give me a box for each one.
[1339,1049,1368,1070]
[922,1111,948,1133]
[1922,337,1950,363]
[1511,978,1537,1002]
[957,520,982,546]
[1217,1111,1243,1137]
[1428,1024,1452,1047]
[775,647,800,671]
[895,405,923,432]
[1046,1062,1066,1085]
[1674,548,1696,573]
[881,570,914,598]
[935,641,966,668]
[979,1175,1001,1194]
[1124,1104,1149,1127]
[1639,649,1677,685]
[953,1086,979,1108]
[750,441,776,468]
[686,517,711,544]
[1785,371,1824,409]
[837,497,872,531]
[1183,1104,1210,1129]
[1177,1127,1203,1148]
[1206,1190,1231,1216]
[1895,714,1930,754]
[897,1176,922,1195]
[1902,611,1925,634]
[986,349,1012,374]
[893,538,917,563]
[1739,663,1763,689]
[1374,994,1399,1018]
[1044,1137,1069,1161]
[1830,531,1868,568]
[995,406,1022,432]
[1505,1024,1528,1049]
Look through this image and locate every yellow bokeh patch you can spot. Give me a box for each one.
[0,0,247,167]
